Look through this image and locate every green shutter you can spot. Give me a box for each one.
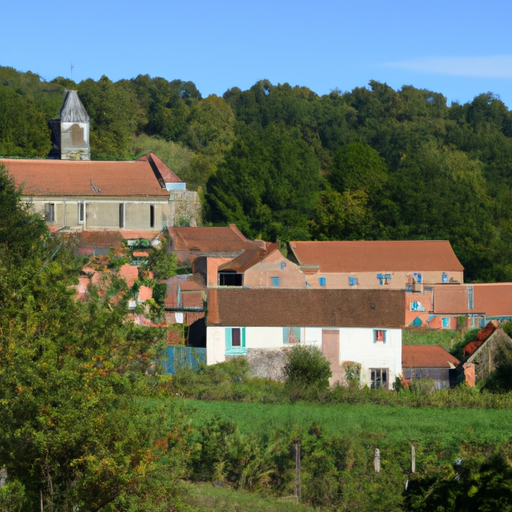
[225,328,232,351]
[283,327,289,344]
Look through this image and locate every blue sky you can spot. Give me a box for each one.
[3,0,512,107]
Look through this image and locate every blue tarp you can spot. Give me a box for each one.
[163,346,206,374]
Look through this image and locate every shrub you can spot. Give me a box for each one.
[284,345,332,391]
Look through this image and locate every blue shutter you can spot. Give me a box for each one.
[383,330,387,344]
[272,277,280,287]
[241,328,246,348]
[283,327,289,344]
[225,328,232,351]
[292,327,301,342]
[319,277,326,287]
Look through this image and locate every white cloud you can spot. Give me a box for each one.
[383,55,512,78]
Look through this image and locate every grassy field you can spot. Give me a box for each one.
[185,482,312,511]
[180,398,512,447]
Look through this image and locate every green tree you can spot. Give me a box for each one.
[0,165,189,511]
[284,345,332,391]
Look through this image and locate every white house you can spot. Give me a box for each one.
[206,288,406,389]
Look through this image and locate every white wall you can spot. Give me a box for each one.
[207,324,402,387]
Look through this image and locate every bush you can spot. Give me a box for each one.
[284,345,332,391]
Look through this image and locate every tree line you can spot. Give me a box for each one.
[2,66,512,281]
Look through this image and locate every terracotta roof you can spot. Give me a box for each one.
[402,345,460,368]
[118,264,139,288]
[464,321,500,357]
[78,230,124,249]
[218,243,280,272]
[207,288,405,328]
[474,283,512,317]
[136,153,181,184]
[169,224,258,254]
[433,285,470,314]
[1,156,174,197]
[289,240,464,273]
[164,275,206,309]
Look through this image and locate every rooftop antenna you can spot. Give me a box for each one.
[70,62,74,77]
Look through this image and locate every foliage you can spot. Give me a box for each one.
[0,165,190,511]
[4,66,512,280]
[284,345,332,391]
[145,247,178,280]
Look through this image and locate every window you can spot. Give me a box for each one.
[413,272,422,284]
[225,327,246,355]
[78,202,85,223]
[150,205,155,228]
[319,277,326,287]
[411,301,425,312]
[119,203,125,228]
[219,271,243,286]
[374,329,386,343]
[349,277,358,287]
[442,318,450,329]
[377,273,391,285]
[271,277,280,287]
[370,368,388,390]
[283,327,301,344]
[44,203,55,222]
[280,261,286,270]
[442,272,449,284]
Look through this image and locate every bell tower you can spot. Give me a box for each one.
[51,90,90,160]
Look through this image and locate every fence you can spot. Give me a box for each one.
[163,346,206,374]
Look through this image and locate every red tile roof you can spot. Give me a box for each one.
[474,283,512,317]
[289,240,464,273]
[169,224,259,254]
[1,156,173,197]
[207,288,405,328]
[433,285,470,314]
[218,243,280,272]
[402,345,460,368]
[118,264,139,288]
[433,283,512,317]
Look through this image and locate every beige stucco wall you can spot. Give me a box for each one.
[27,197,169,231]
[244,252,306,288]
[305,270,464,290]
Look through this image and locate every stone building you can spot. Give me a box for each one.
[48,90,90,161]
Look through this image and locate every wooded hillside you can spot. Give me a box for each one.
[2,66,512,282]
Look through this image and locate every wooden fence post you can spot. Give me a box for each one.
[411,443,416,474]
[374,448,381,473]
[295,439,301,504]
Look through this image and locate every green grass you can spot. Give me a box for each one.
[181,398,512,447]
[402,328,457,348]
[184,482,312,511]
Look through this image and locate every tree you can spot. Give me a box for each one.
[284,345,332,391]
[0,165,189,511]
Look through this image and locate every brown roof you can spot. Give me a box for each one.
[207,288,405,327]
[1,155,174,197]
[78,230,124,249]
[289,240,464,273]
[402,345,460,368]
[164,275,206,309]
[218,243,280,272]
[169,224,258,254]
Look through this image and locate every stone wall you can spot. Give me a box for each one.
[245,347,291,382]
[168,190,201,227]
